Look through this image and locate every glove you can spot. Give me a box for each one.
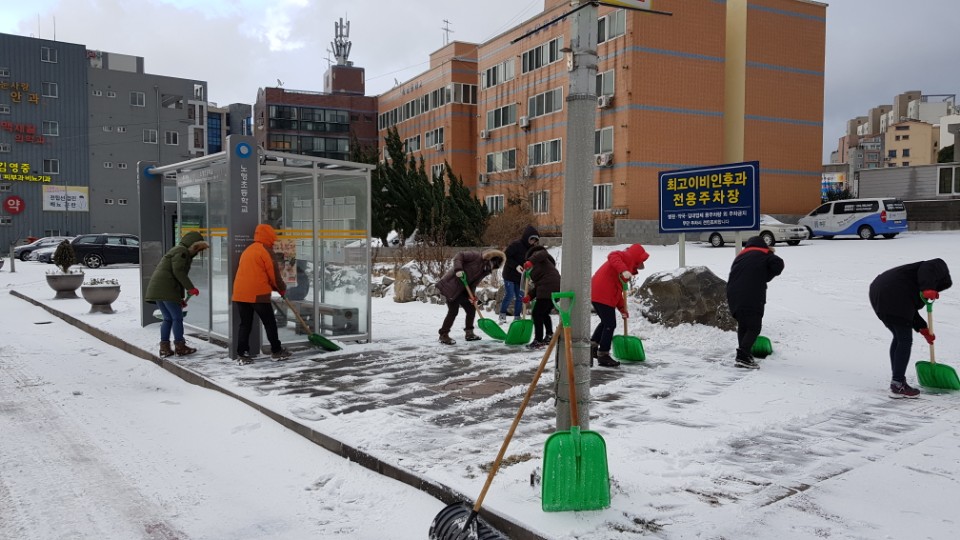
[455,270,465,279]
[919,328,935,345]
[179,300,188,308]
[278,289,286,298]
[188,288,200,297]
[523,261,533,270]
[522,295,532,304]
[922,290,940,301]
[516,265,524,274]
[620,271,632,281]
[619,309,629,319]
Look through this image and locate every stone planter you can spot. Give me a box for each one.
[81,284,121,314]
[46,272,85,299]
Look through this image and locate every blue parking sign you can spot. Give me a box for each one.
[658,161,759,233]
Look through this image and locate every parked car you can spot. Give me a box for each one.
[13,236,74,261]
[700,214,809,247]
[71,233,141,268]
[798,198,907,240]
[33,245,60,263]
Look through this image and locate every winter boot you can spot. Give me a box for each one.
[236,352,255,365]
[590,341,599,359]
[498,313,508,324]
[465,329,482,342]
[889,380,920,399]
[735,349,759,370]
[438,331,456,345]
[271,348,292,361]
[596,351,620,368]
[158,341,173,358]
[174,340,197,357]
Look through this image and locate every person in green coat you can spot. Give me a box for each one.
[145,231,209,357]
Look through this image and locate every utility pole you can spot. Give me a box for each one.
[556,0,599,431]
[725,0,748,252]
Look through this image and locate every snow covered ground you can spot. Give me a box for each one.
[3,231,960,539]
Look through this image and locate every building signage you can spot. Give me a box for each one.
[42,185,90,212]
[3,195,24,215]
[1,122,46,143]
[0,82,40,105]
[658,161,760,233]
[0,161,51,182]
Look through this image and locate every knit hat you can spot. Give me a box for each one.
[528,234,540,243]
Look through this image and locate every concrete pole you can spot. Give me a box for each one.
[556,0,599,431]
[724,0,748,254]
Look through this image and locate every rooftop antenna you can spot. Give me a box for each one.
[331,17,352,66]
[324,48,334,68]
[441,19,454,46]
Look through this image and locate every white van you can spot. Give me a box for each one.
[798,198,908,239]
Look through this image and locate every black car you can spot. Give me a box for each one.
[71,233,140,268]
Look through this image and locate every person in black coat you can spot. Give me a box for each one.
[726,236,785,369]
[869,258,952,398]
[500,225,540,324]
[522,244,561,348]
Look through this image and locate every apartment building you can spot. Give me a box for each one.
[379,0,826,232]
[0,33,90,246]
[208,103,252,154]
[884,119,939,168]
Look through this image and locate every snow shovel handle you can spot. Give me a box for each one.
[924,297,936,364]
[551,291,579,427]
[458,272,487,320]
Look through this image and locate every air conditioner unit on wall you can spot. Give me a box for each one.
[437,143,444,151]
[519,116,530,129]
[597,95,613,109]
[521,166,531,178]
[595,153,613,167]
[480,130,489,139]
[479,174,489,185]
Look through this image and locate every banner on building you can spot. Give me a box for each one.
[42,185,90,212]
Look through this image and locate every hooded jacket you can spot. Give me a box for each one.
[726,236,785,315]
[591,244,650,309]
[524,244,561,300]
[231,224,287,303]
[869,258,952,330]
[145,231,209,302]
[435,248,507,301]
[503,225,540,283]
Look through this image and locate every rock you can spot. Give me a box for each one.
[635,266,736,331]
[393,266,416,303]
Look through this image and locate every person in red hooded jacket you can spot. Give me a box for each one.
[232,224,290,364]
[590,244,649,367]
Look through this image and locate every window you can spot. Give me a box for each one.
[0,216,11,226]
[521,36,564,74]
[902,162,910,167]
[530,190,550,214]
[834,201,878,214]
[0,105,9,115]
[937,166,960,195]
[42,121,59,136]
[104,198,114,205]
[41,82,58,98]
[595,126,614,154]
[593,183,613,210]
[103,162,113,168]
[431,163,445,179]
[118,163,128,169]
[118,199,128,205]
[117,126,126,133]
[0,183,10,191]
[528,88,563,118]
[596,69,615,96]
[486,103,518,130]
[43,159,60,174]
[92,89,103,97]
[887,149,896,158]
[404,135,421,153]
[0,143,10,153]
[40,46,58,63]
[106,91,116,98]
[161,94,184,109]
[485,195,505,214]
[481,58,515,89]
[902,148,910,157]
[598,9,626,43]
[425,127,445,148]
[143,129,158,144]
[0,67,9,77]
[894,125,909,131]
[902,135,909,140]
[102,125,113,132]
[486,148,517,173]
[528,138,562,166]
[165,131,179,145]
[130,91,146,107]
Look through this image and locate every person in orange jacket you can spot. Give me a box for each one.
[590,244,649,368]
[232,224,291,364]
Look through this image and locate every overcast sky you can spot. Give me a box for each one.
[2,0,958,163]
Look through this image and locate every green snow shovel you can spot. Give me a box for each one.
[611,280,645,362]
[751,336,773,358]
[284,296,341,352]
[915,298,960,390]
[504,271,534,345]
[429,331,561,540]
[459,273,507,341]
[542,291,611,512]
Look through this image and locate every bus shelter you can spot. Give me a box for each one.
[138,135,373,357]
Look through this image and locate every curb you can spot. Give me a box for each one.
[10,289,548,540]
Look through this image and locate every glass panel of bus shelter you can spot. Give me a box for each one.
[179,183,210,333]
[266,174,314,343]
[317,174,368,337]
[209,179,231,338]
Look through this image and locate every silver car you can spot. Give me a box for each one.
[700,214,809,247]
[13,236,74,261]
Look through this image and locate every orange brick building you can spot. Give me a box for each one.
[378,0,826,234]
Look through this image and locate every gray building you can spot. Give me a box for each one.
[86,50,207,234]
[208,102,252,154]
[858,162,960,230]
[0,33,90,247]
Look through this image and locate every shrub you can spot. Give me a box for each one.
[52,240,77,274]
